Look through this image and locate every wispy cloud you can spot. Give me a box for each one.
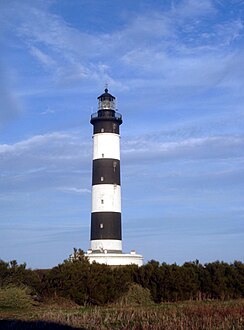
[1,131,243,173]
[40,107,56,115]
[0,132,91,195]
[57,187,91,194]
[2,0,242,91]
[0,132,90,179]
[122,135,244,163]
[0,130,243,196]
[29,46,56,68]
[0,64,22,126]
[172,0,215,18]
[0,87,20,126]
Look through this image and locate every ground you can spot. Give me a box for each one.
[0,299,244,329]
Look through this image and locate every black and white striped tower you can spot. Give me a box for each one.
[90,88,122,253]
[86,88,143,266]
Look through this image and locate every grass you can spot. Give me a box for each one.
[0,299,244,329]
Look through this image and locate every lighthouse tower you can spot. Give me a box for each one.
[86,88,143,266]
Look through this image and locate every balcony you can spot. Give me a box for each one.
[91,111,122,121]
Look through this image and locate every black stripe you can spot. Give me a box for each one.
[91,212,122,240]
[92,159,120,185]
[92,120,120,134]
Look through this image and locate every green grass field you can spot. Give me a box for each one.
[1,299,244,329]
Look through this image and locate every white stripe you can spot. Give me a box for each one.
[93,133,120,160]
[91,239,122,252]
[92,184,121,213]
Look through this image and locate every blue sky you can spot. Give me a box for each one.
[0,0,244,269]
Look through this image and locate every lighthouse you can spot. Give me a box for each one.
[86,88,143,266]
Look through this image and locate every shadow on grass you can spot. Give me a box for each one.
[0,320,87,330]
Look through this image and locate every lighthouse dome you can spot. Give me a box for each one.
[97,88,115,101]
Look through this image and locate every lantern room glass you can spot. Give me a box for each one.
[98,99,116,110]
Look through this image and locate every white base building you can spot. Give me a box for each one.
[86,249,143,266]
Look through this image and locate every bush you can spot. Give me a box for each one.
[115,283,154,306]
[0,259,42,294]
[0,286,34,309]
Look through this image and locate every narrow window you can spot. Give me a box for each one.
[101,128,104,133]
[102,153,104,158]
[100,223,104,229]
[113,161,117,172]
[101,176,104,182]
[101,199,104,204]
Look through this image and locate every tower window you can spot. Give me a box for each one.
[101,128,104,133]
[113,161,117,172]
[100,223,104,229]
[102,153,104,158]
[101,176,104,181]
[101,199,104,204]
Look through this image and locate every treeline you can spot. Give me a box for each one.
[0,249,243,305]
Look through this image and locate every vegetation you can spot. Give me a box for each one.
[0,259,41,293]
[0,250,243,307]
[115,283,154,306]
[0,250,244,329]
[36,301,244,329]
[0,286,34,309]
[0,300,244,329]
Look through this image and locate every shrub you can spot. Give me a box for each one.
[115,283,154,306]
[0,286,34,309]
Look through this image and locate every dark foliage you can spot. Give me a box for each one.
[0,259,41,294]
[134,259,244,302]
[0,250,243,306]
[40,249,135,305]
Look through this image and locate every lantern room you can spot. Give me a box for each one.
[97,88,116,110]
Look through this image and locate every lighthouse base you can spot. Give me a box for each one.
[85,250,143,266]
